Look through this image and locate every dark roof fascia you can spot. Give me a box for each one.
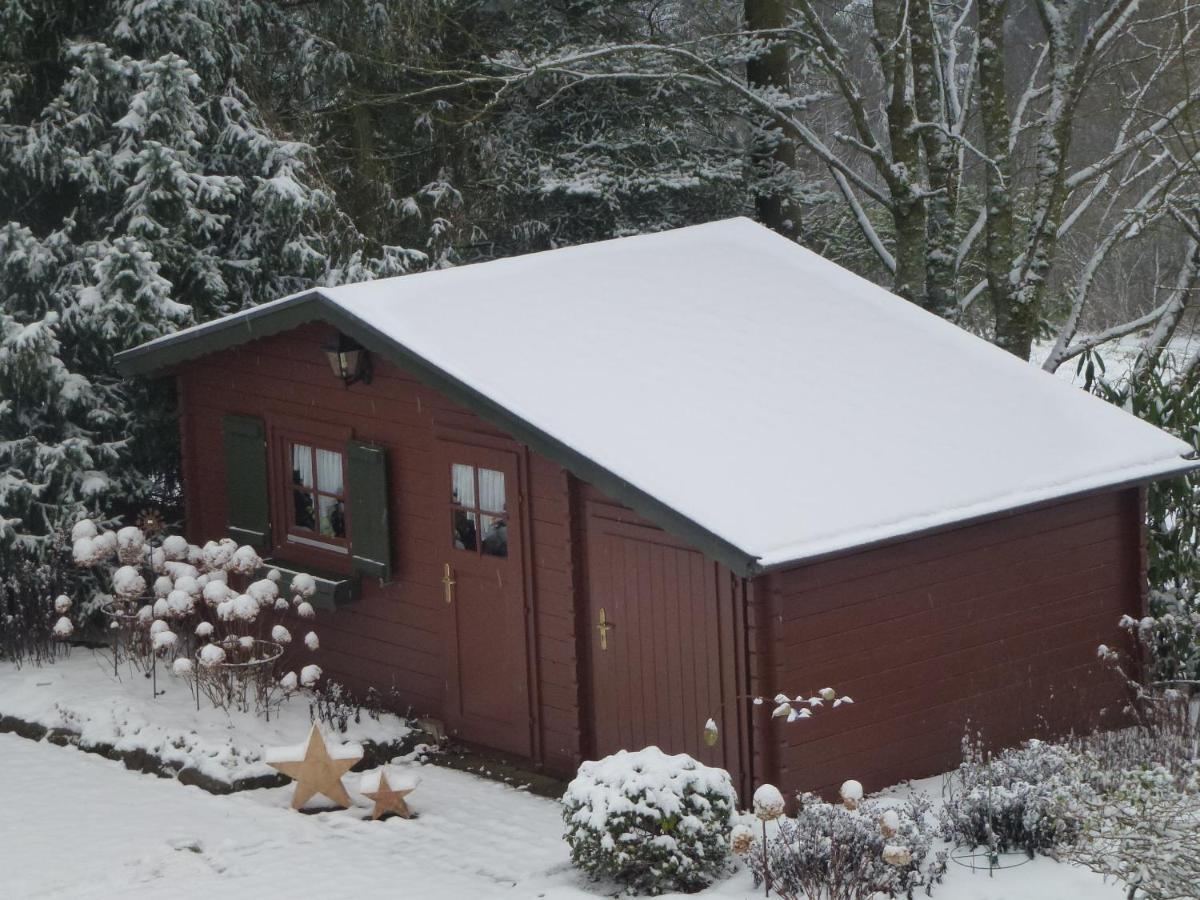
[755,459,1200,576]
[113,292,764,578]
[113,291,329,377]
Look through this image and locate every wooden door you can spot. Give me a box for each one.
[437,440,532,757]
[584,503,736,769]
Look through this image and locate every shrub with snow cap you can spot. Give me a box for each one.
[201,538,237,571]
[161,534,189,561]
[840,779,863,810]
[198,644,226,667]
[152,629,177,652]
[296,601,315,619]
[153,575,174,598]
[174,575,200,599]
[304,631,319,651]
[72,536,102,567]
[112,566,146,599]
[172,658,194,676]
[162,561,198,580]
[271,625,292,645]
[166,589,194,618]
[291,572,316,599]
[202,579,232,606]
[52,616,74,638]
[71,519,98,541]
[194,621,214,639]
[300,664,322,687]
[93,530,118,559]
[53,594,72,614]
[231,593,259,621]
[280,671,299,691]
[562,746,737,895]
[247,578,278,605]
[753,784,785,820]
[116,525,145,564]
[228,545,261,575]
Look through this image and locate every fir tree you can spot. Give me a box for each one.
[0,0,414,561]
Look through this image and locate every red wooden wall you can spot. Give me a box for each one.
[176,322,584,775]
[753,488,1144,798]
[175,320,1149,795]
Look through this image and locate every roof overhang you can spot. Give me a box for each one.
[114,292,766,577]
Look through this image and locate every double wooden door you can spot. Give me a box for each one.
[584,503,737,770]
[437,438,531,757]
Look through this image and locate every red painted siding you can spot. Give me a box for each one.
[758,489,1142,798]
[177,322,582,774]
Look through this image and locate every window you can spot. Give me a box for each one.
[450,463,508,558]
[288,441,348,552]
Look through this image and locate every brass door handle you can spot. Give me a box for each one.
[442,563,456,605]
[597,607,614,651]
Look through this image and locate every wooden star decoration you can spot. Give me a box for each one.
[266,723,362,810]
[360,769,417,820]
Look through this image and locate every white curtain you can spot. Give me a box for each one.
[452,463,475,506]
[292,444,313,488]
[478,468,505,513]
[316,448,343,495]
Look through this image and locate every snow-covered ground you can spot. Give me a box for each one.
[0,731,1126,900]
[0,653,1130,899]
[0,652,410,786]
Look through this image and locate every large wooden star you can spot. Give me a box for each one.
[266,723,362,810]
[360,768,417,820]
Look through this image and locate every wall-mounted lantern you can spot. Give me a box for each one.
[322,333,372,386]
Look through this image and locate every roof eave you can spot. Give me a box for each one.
[755,455,1200,574]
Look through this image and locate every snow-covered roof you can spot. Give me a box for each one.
[117,217,1195,573]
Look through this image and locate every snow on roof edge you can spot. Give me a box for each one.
[756,454,1197,569]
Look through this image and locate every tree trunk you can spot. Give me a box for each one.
[745,0,801,241]
[909,0,959,319]
[976,0,1027,358]
[873,0,928,305]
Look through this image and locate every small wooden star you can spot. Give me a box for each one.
[266,723,362,810]
[360,768,417,820]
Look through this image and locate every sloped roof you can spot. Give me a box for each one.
[116,217,1195,575]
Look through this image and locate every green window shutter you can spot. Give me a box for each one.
[222,415,270,549]
[347,440,391,580]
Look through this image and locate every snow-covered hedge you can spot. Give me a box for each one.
[939,738,1087,860]
[739,786,946,900]
[562,747,737,895]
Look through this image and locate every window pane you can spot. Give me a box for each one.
[318,494,346,538]
[478,468,506,513]
[451,463,475,507]
[480,514,508,558]
[292,444,313,488]
[293,489,315,530]
[452,509,477,551]
[316,448,344,496]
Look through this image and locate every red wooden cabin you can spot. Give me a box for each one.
[115,218,1194,799]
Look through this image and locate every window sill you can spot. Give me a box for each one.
[260,559,359,611]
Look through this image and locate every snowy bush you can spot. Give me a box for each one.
[939,737,1087,862]
[1118,592,1200,686]
[562,747,737,895]
[70,517,323,715]
[1060,764,1200,899]
[740,788,946,900]
[0,532,76,667]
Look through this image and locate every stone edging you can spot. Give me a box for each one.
[0,713,419,795]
